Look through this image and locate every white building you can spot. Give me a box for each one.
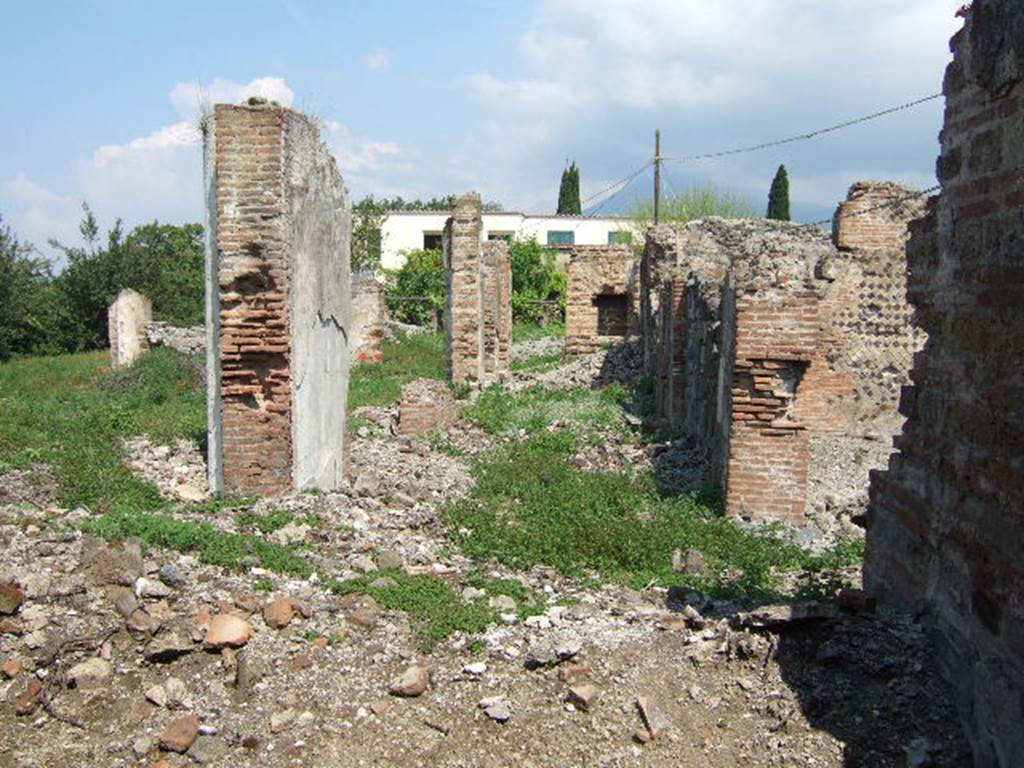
[379,211,637,270]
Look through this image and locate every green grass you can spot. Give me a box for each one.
[511,352,566,373]
[328,569,494,651]
[348,330,446,411]
[236,508,295,534]
[465,572,546,618]
[512,321,565,343]
[85,505,311,577]
[464,383,631,439]
[444,431,861,598]
[0,348,204,511]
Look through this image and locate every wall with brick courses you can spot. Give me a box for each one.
[397,379,458,436]
[643,210,920,523]
[107,288,151,367]
[480,240,512,380]
[865,2,1024,764]
[564,245,639,355]
[722,226,834,521]
[350,270,386,363]
[443,195,511,387]
[204,100,350,497]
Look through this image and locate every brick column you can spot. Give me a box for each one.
[443,195,511,387]
[204,99,350,497]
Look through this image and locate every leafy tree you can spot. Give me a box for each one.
[352,196,388,271]
[0,217,64,361]
[508,237,566,323]
[385,248,446,326]
[557,162,582,215]
[767,165,791,221]
[632,182,755,234]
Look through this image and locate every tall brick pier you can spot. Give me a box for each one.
[203,99,351,497]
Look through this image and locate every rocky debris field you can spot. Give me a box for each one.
[0,339,971,767]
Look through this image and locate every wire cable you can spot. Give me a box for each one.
[662,93,942,164]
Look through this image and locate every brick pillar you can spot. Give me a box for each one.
[724,288,821,522]
[481,240,512,382]
[107,288,152,367]
[204,99,350,497]
[443,195,511,387]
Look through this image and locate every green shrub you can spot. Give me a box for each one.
[385,249,445,326]
[509,238,565,323]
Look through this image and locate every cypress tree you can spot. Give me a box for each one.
[766,164,790,220]
[557,161,582,215]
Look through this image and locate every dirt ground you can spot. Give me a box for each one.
[0,344,970,768]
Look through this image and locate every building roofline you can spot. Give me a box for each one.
[383,210,635,221]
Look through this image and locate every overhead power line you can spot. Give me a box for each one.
[582,161,653,212]
[662,93,943,164]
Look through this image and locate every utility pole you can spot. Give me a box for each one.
[653,129,661,226]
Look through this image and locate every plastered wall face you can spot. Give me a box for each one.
[865,2,1024,764]
[443,195,511,387]
[565,245,639,355]
[107,288,152,367]
[204,101,350,497]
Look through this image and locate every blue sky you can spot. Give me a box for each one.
[1,1,964,258]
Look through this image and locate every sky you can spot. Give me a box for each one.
[0,0,965,260]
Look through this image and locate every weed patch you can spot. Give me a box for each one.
[85,506,311,578]
[328,569,494,651]
[445,432,857,598]
[0,349,203,511]
[464,384,630,439]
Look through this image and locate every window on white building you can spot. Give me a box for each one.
[607,230,633,245]
[488,232,513,241]
[547,230,574,246]
[423,233,443,251]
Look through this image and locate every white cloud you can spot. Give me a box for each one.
[169,76,295,120]
[363,49,391,71]
[451,0,963,214]
[1,76,410,256]
[0,174,81,252]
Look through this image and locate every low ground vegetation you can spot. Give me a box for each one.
[1,330,860,650]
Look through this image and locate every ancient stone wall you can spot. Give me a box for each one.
[443,195,511,387]
[350,270,386,363]
[865,2,1024,764]
[146,322,204,356]
[565,245,638,355]
[107,288,151,367]
[397,379,458,436]
[480,240,512,380]
[204,99,350,497]
[643,203,921,524]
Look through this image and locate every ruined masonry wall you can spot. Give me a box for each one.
[443,195,511,387]
[107,288,151,367]
[565,245,638,355]
[204,101,350,497]
[643,207,920,524]
[480,241,512,379]
[350,271,386,363]
[865,2,1024,764]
